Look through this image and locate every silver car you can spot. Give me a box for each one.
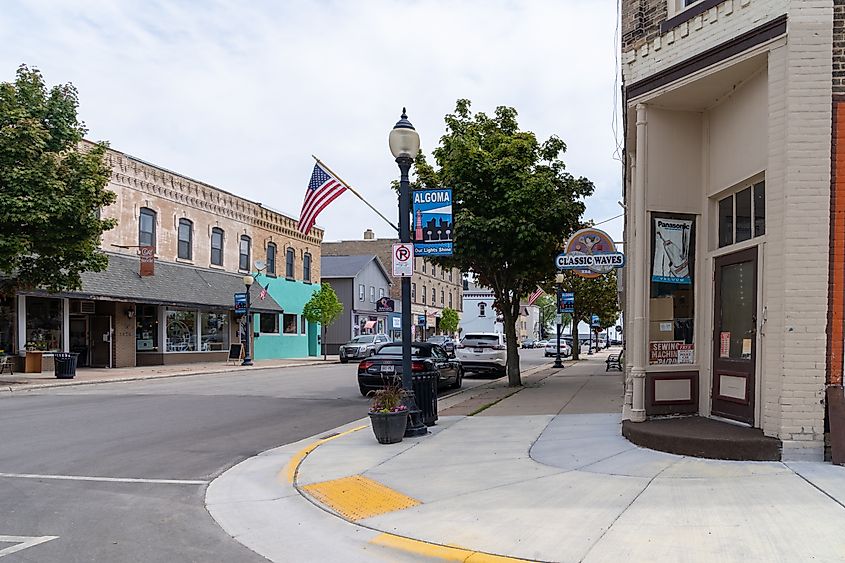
[340,334,390,363]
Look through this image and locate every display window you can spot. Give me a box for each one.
[25,297,62,351]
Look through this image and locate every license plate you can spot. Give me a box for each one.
[473,348,484,353]
[381,365,395,374]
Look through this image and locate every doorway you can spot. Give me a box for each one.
[69,316,89,367]
[712,247,757,425]
[90,315,112,368]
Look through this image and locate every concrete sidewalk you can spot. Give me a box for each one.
[0,356,340,392]
[207,352,845,562]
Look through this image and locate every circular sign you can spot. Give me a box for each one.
[557,227,624,279]
[395,245,411,262]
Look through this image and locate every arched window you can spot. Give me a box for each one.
[285,247,295,278]
[266,243,277,276]
[303,253,312,282]
[177,218,193,260]
[210,228,224,266]
[239,236,251,271]
[139,208,156,248]
[478,303,487,317]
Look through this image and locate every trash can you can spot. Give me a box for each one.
[53,352,78,379]
[412,372,438,426]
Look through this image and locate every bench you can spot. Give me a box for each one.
[606,353,623,372]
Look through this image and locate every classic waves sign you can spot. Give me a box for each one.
[556,227,624,279]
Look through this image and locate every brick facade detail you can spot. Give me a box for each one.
[622,0,669,52]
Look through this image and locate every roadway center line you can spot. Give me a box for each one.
[0,472,207,485]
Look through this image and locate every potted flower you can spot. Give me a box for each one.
[368,383,409,444]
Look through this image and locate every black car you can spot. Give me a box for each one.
[357,342,463,397]
[426,335,455,353]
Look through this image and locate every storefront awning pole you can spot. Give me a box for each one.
[630,104,649,423]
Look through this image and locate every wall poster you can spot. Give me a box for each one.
[649,341,695,365]
[652,218,693,284]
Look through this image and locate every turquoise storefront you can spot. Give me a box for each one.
[251,276,319,359]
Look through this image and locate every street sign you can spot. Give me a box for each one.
[591,314,601,327]
[392,243,414,277]
[413,188,453,256]
[559,292,574,314]
[556,227,624,279]
[376,297,395,313]
[234,292,247,314]
[417,315,426,327]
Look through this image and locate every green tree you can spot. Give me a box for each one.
[412,100,594,386]
[0,65,116,294]
[439,307,459,335]
[560,270,619,360]
[302,283,344,360]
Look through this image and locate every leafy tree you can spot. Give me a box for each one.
[302,283,344,360]
[411,100,594,386]
[0,65,116,294]
[439,307,459,335]
[560,270,619,360]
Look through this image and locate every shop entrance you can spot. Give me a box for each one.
[69,316,89,367]
[90,315,112,368]
[712,247,757,425]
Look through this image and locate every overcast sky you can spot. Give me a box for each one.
[2,0,622,243]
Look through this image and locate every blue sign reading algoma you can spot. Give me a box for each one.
[413,188,453,256]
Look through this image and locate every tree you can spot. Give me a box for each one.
[411,100,594,386]
[0,65,116,294]
[302,283,344,360]
[439,307,459,335]
[560,270,619,360]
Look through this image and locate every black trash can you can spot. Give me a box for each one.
[412,372,439,426]
[53,352,78,379]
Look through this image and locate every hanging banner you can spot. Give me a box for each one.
[559,292,574,314]
[556,227,624,279]
[413,188,453,256]
[653,218,692,284]
[139,245,155,277]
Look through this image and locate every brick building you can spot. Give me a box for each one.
[620,0,841,460]
[322,229,463,340]
[4,143,322,370]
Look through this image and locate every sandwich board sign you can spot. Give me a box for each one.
[413,188,453,256]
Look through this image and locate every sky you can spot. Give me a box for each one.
[2,0,623,244]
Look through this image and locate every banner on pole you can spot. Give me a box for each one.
[413,189,453,256]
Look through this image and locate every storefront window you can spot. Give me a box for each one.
[650,215,695,365]
[0,297,13,353]
[718,181,765,248]
[136,304,159,351]
[25,297,62,351]
[200,312,229,351]
[260,313,279,333]
[166,310,196,352]
[283,314,298,334]
[735,187,752,243]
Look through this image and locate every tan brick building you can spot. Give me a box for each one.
[6,143,322,370]
[322,229,463,340]
[620,0,842,461]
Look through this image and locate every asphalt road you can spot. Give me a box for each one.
[0,349,551,562]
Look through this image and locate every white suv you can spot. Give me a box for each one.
[457,332,507,376]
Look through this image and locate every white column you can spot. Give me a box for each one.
[17,295,26,353]
[623,159,637,420]
[62,298,70,352]
[631,104,649,423]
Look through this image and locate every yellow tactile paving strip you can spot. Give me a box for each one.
[302,475,421,521]
[371,533,538,562]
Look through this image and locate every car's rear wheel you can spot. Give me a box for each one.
[359,384,370,397]
[450,367,463,389]
[340,357,348,364]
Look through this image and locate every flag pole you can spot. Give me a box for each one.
[312,155,399,233]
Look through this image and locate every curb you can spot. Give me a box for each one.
[0,360,342,393]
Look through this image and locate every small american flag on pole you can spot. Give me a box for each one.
[258,286,268,300]
[527,286,544,306]
[298,162,347,236]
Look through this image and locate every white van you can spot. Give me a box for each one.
[456,332,507,376]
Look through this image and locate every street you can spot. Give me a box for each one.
[0,350,550,562]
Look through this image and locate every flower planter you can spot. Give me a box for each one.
[369,410,408,444]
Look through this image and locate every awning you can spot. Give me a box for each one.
[20,252,284,314]
[364,320,377,329]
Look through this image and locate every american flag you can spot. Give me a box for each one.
[258,286,268,300]
[298,162,347,236]
[527,286,544,306]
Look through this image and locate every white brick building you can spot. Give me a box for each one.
[620,0,842,461]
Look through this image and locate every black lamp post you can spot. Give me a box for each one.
[242,274,254,366]
[554,273,565,369]
[389,108,426,438]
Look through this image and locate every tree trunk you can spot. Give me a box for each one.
[322,325,327,361]
[501,305,522,387]
[572,314,580,361]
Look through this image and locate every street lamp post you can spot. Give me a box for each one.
[242,274,254,366]
[390,108,426,438]
[554,273,564,369]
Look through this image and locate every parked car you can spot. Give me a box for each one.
[427,335,456,353]
[544,340,572,358]
[521,339,537,349]
[339,334,391,363]
[356,342,462,396]
[456,332,507,376]
[536,340,549,348]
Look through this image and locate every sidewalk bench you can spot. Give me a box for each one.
[606,353,623,372]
